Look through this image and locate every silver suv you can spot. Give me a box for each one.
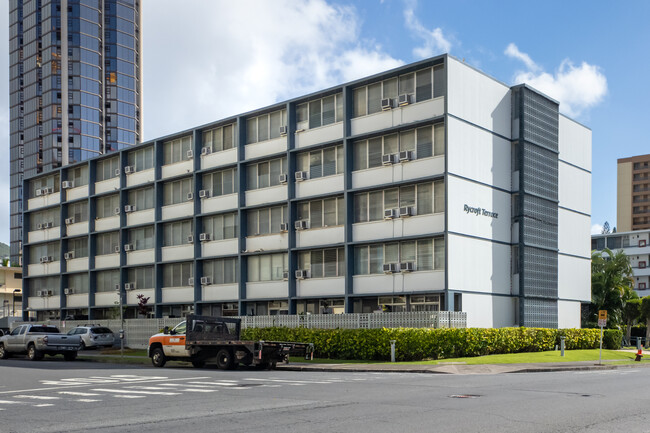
[67,326,115,349]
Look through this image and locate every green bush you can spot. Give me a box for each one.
[242,326,623,361]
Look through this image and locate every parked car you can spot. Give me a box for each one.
[0,324,81,360]
[67,325,115,349]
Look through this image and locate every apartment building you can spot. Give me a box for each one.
[21,55,592,328]
[617,154,650,232]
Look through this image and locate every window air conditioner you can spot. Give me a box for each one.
[199,189,210,199]
[36,290,43,297]
[279,125,288,136]
[201,147,212,156]
[124,282,136,290]
[44,222,53,228]
[295,171,309,181]
[279,173,288,184]
[295,269,310,279]
[62,180,74,189]
[279,222,289,232]
[200,276,212,286]
[37,223,44,230]
[294,220,309,230]
[186,149,194,159]
[124,165,135,174]
[382,154,396,165]
[187,277,194,286]
[35,188,43,197]
[46,256,54,263]
[399,150,412,162]
[113,245,120,253]
[39,256,47,263]
[124,244,134,252]
[400,262,415,272]
[114,207,121,215]
[384,208,398,219]
[114,168,121,176]
[381,98,392,110]
[44,187,54,194]
[46,290,53,296]
[383,263,399,273]
[114,284,120,292]
[64,288,73,295]
[187,192,194,201]
[64,251,75,260]
[65,217,75,225]
[399,206,413,217]
[398,94,411,106]
[187,235,194,244]
[199,233,211,242]
[124,204,136,213]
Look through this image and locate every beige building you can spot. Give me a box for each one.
[0,266,23,317]
[618,154,650,232]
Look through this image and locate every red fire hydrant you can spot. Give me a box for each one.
[635,348,643,362]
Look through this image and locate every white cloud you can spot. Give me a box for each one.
[403,0,451,59]
[591,224,604,235]
[142,0,403,139]
[505,43,607,118]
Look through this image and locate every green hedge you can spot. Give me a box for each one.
[242,327,623,362]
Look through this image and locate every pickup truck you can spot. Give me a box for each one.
[0,324,82,361]
[148,315,313,369]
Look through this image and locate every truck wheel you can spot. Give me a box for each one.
[27,344,43,361]
[151,348,167,368]
[79,341,86,351]
[191,360,206,368]
[216,349,234,370]
[64,352,77,361]
[0,344,9,359]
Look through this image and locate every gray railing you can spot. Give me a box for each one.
[15,311,466,349]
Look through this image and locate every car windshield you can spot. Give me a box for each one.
[171,321,186,334]
[92,327,112,334]
[30,326,60,333]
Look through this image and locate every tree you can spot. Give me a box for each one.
[136,294,150,317]
[641,297,650,348]
[602,221,611,234]
[623,298,641,344]
[590,248,635,328]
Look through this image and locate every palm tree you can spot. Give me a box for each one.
[590,248,636,328]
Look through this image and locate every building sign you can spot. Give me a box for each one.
[464,204,498,219]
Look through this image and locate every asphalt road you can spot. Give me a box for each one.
[1,357,650,433]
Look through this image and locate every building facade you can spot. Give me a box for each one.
[0,267,23,318]
[21,55,592,328]
[617,154,650,232]
[9,0,142,264]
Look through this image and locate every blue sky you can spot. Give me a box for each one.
[1,0,649,244]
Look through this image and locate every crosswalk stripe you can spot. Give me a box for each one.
[58,391,101,396]
[33,404,54,407]
[112,395,145,399]
[15,395,59,400]
[76,399,102,402]
[92,388,180,396]
[0,400,20,404]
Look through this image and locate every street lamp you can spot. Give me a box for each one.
[12,289,20,316]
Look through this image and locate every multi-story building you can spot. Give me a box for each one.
[20,55,592,328]
[617,154,650,232]
[9,0,142,264]
[0,266,23,318]
[592,229,650,298]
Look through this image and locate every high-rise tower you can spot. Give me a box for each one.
[9,0,141,263]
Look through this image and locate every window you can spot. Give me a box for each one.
[298,248,345,278]
[354,238,442,275]
[96,269,119,292]
[163,220,193,247]
[67,273,88,293]
[247,253,288,282]
[96,194,119,218]
[640,283,647,289]
[354,182,440,222]
[96,231,120,255]
[163,177,193,206]
[96,157,120,181]
[29,242,60,264]
[202,167,238,197]
[163,262,193,288]
[296,93,343,130]
[296,145,344,178]
[29,276,60,296]
[127,146,154,171]
[68,237,88,258]
[127,266,154,290]
[203,124,235,152]
[246,109,287,144]
[163,135,192,165]
[247,158,287,190]
[297,196,345,228]
[247,205,287,236]
[69,165,89,186]
[202,212,238,240]
[30,208,60,230]
[640,261,647,269]
[203,258,238,284]
[30,174,60,198]
[128,186,154,210]
[68,201,89,223]
[128,226,154,250]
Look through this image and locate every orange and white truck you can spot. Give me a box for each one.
[148,315,313,369]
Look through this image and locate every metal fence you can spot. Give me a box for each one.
[14,311,466,350]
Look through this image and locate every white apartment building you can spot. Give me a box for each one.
[21,55,592,328]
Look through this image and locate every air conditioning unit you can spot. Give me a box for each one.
[279,222,289,232]
[44,222,53,228]
[279,173,288,184]
[201,146,212,156]
[294,220,308,230]
[399,150,413,162]
[199,233,211,242]
[65,217,75,225]
[398,94,411,106]
[46,290,53,296]
[124,282,136,290]
[199,189,210,199]
[124,165,135,174]
[382,154,396,165]
[186,149,194,159]
[64,251,75,260]
[400,262,415,272]
[384,208,397,219]
[114,207,121,215]
[37,223,44,230]
[124,243,134,252]
[295,171,309,181]
[35,188,43,197]
[187,277,194,286]
[399,206,413,217]
[282,271,289,280]
[62,180,74,189]
[39,256,48,263]
[187,192,194,201]
[200,276,212,286]
[114,284,120,292]
[113,245,120,253]
[279,125,288,136]
[381,98,392,110]
[187,235,194,244]
[64,288,73,295]
[36,290,43,297]
[114,168,121,176]
[124,204,136,213]
[383,263,399,273]
[295,269,310,279]
[44,187,54,194]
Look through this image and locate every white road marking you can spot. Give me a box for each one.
[15,395,59,400]
[244,378,332,384]
[76,399,102,402]
[112,395,145,399]
[58,391,101,397]
[178,389,218,393]
[158,383,215,388]
[188,381,242,387]
[33,404,54,407]
[92,388,180,396]
[0,400,21,404]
